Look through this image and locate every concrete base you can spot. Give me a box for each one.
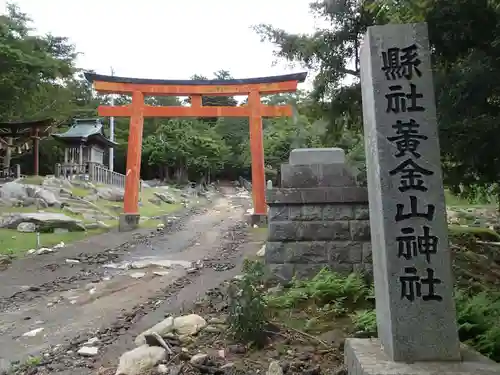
[248,213,268,227]
[345,338,500,375]
[118,213,140,232]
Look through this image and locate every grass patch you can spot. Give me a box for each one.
[20,176,44,185]
[70,186,90,197]
[0,228,109,255]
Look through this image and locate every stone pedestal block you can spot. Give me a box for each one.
[289,147,346,165]
[345,339,500,375]
[118,213,140,232]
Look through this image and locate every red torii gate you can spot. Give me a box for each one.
[85,72,307,231]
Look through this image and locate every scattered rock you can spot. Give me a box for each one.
[208,317,226,325]
[115,345,166,375]
[267,361,284,375]
[135,316,174,346]
[154,192,176,204]
[84,337,100,346]
[130,272,146,279]
[96,186,124,202]
[227,344,246,354]
[173,314,207,335]
[0,212,85,232]
[144,332,173,354]
[189,353,208,366]
[0,255,12,269]
[318,329,345,350]
[77,346,99,357]
[303,365,322,375]
[203,325,221,333]
[34,188,61,207]
[156,364,169,374]
[17,222,36,232]
[22,327,44,337]
[256,244,266,257]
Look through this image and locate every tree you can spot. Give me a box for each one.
[372,0,500,205]
[0,3,76,120]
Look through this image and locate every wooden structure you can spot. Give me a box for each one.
[0,118,54,176]
[85,72,307,228]
[53,118,116,166]
[52,118,126,187]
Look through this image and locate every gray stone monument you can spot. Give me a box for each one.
[266,147,372,280]
[345,22,500,374]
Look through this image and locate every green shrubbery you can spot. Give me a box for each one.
[228,260,500,362]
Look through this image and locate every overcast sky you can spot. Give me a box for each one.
[2,0,323,91]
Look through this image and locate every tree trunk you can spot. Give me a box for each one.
[164,166,170,182]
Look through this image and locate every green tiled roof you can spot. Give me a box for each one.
[52,118,117,146]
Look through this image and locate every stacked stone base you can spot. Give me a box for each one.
[345,339,500,375]
[266,186,372,281]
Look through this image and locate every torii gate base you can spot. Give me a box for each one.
[85,72,307,231]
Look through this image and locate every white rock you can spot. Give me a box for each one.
[17,222,36,232]
[66,259,80,264]
[78,346,99,357]
[22,327,44,337]
[36,247,54,255]
[135,316,174,346]
[157,364,169,374]
[53,241,65,249]
[130,272,146,279]
[256,244,266,257]
[84,337,100,345]
[153,271,170,277]
[267,361,284,375]
[115,345,166,375]
[173,314,207,335]
[190,353,208,366]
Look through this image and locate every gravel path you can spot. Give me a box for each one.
[0,186,263,374]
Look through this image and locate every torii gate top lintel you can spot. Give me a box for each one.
[84,72,307,96]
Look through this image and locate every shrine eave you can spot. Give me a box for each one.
[52,133,117,147]
[84,72,308,86]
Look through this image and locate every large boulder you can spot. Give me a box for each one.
[153,192,176,204]
[34,187,61,207]
[0,182,28,200]
[0,212,86,232]
[97,186,124,202]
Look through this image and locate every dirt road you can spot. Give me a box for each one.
[0,186,264,374]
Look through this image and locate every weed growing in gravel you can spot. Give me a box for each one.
[228,259,268,347]
[351,309,377,334]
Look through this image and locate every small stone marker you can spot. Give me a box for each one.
[289,147,345,165]
[360,22,460,362]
